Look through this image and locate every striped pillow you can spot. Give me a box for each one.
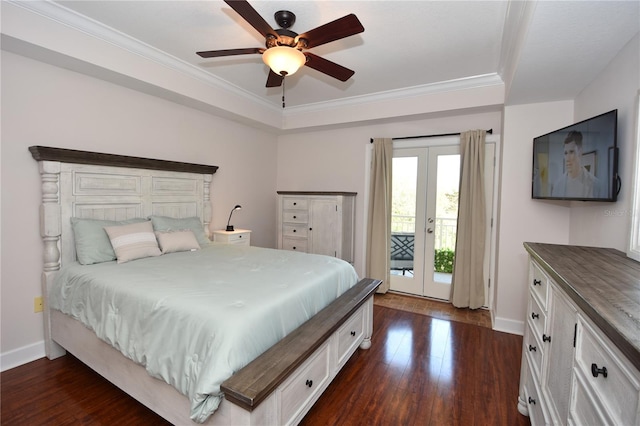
[104,221,161,263]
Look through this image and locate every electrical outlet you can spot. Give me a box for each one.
[34,297,43,313]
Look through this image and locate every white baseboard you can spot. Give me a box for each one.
[493,316,524,336]
[1,340,45,372]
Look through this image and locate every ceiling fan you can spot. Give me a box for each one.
[196,0,365,89]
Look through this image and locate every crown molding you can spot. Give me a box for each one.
[7,0,280,114]
[283,73,504,116]
[7,1,505,129]
[499,0,538,99]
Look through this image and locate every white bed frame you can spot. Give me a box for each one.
[30,146,380,425]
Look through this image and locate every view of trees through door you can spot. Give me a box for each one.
[389,141,495,303]
[389,146,460,300]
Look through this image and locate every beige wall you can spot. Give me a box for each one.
[495,100,573,333]
[493,33,640,332]
[0,51,278,368]
[277,111,502,281]
[570,34,640,250]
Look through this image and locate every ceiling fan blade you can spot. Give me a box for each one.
[196,48,263,58]
[303,52,355,82]
[224,0,277,38]
[266,70,284,87]
[297,14,364,49]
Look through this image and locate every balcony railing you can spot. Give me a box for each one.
[391,215,457,250]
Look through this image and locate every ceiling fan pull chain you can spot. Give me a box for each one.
[196,2,364,107]
[282,76,286,108]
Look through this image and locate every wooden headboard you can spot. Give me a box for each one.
[30,146,218,271]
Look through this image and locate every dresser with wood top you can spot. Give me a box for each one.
[518,243,640,425]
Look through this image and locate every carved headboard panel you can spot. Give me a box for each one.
[30,146,218,271]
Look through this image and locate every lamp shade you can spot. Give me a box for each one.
[262,46,306,76]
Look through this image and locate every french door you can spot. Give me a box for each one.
[390,142,495,301]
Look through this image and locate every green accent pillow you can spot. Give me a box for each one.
[149,216,210,246]
[71,217,147,265]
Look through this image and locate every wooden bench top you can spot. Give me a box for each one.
[221,278,381,410]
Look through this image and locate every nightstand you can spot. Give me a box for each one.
[212,229,251,246]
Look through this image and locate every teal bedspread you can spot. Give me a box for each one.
[50,244,359,423]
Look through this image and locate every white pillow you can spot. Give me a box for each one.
[150,216,210,246]
[104,221,161,263]
[155,230,200,254]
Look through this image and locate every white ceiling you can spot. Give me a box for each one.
[44,0,638,111]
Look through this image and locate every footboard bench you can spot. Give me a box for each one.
[222,278,381,423]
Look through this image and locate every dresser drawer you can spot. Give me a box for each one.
[530,261,549,309]
[524,322,544,378]
[282,225,308,238]
[527,291,547,340]
[524,363,548,426]
[282,211,308,224]
[279,340,331,425]
[574,315,640,426]
[569,370,614,426]
[282,238,307,253]
[282,198,308,210]
[336,306,364,368]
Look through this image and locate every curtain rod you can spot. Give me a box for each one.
[370,128,493,143]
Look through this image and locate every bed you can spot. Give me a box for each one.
[29,146,381,425]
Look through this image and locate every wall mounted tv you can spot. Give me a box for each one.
[532,109,619,202]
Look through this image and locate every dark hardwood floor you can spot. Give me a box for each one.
[300,305,528,426]
[2,304,529,426]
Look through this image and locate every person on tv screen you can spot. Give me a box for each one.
[551,130,599,198]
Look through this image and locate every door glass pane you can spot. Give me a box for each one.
[434,154,460,284]
[391,157,417,277]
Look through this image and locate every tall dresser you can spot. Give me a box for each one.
[276,191,356,263]
[518,243,640,425]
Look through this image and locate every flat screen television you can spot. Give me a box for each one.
[532,109,618,201]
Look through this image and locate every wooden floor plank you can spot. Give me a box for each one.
[2,304,529,426]
[300,306,529,426]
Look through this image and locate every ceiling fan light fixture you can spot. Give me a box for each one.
[262,46,306,76]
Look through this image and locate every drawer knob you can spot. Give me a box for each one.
[350,331,356,336]
[528,345,537,352]
[305,379,313,388]
[591,363,608,378]
[293,215,297,219]
[293,229,296,233]
[238,235,242,238]
[542,334,551,343]
[293,246,297,250]
[531,312,539,320]
[533,279,541,286]
[293,202,297,206]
